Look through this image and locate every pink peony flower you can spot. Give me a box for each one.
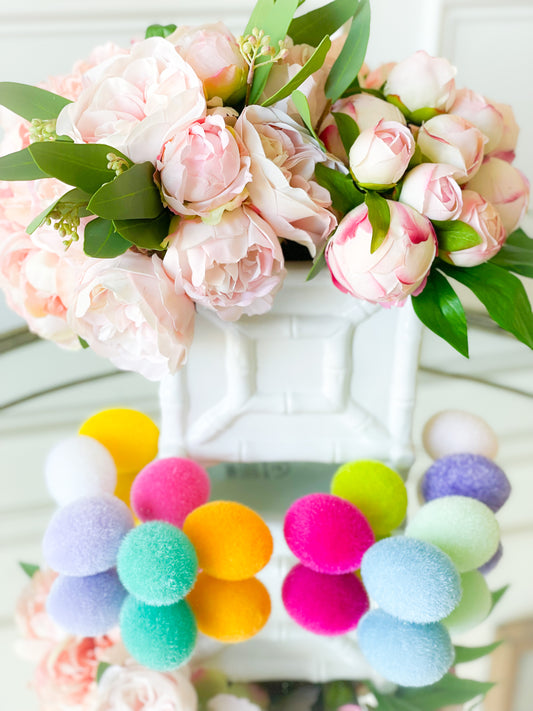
[326,200,437,305]
[466,157,529,235]
[67,252,195,380]
[349,119,415,187]
[15,569,64,663]
[163,206,286,321]
[384,50,457,113]
[158,114,252,222]
[417,114,487,184]
[56,37,206,164]
[444,190,507,267]
[450,89,504,153]
[95,660,197,711]
[488,101,519,162]
[169,22,247,103]
[235,105,338,257]
[399,163,463,221]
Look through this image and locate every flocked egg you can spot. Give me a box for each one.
[422,410,498,460]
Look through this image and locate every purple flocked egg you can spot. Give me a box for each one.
[478,541,503,575]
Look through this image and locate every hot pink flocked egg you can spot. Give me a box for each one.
[283,493,375,574]
[131,458,210,528]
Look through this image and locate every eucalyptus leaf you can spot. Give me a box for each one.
[325,0,371,101]
[314,163,364,213]
[88,163,163,220]
[26,187,92,235]
[19,562,40,578]
[114,211,171,251]
[0,146,49,180]
[434,219,482,253]
[262,36,331,107]
[412,268,469,357]
[289,0,357,46]
[439,260,533,349]
[397,674,495,710]
[0,82,71,121]
[454,641,503,665]
[332,111,360,155]
[83,218,131,258]
[291,90,324,145]
[365,190,390,253]
[490,227,533,278]
[306,240,328,281]
[145,23,177,38]
[491,585,509,611]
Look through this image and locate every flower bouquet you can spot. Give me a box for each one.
[0,0,531,380]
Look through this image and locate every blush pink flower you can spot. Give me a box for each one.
[450,89,504,153]
[349,120,415,187]
[399,163,463,221]
[488,101,519,162]
[163,206,286,321]
[56,37,206,164]
[235,105,337,257]
[68,252,195,380]
[326,201,437,305]
[158,114,251,222]
[15,569,63,663]
[444,190,506,267]
[361,62,396,90]
[384,50,457,113]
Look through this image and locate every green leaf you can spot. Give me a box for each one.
[439,260,533,349]
[409,107,441,124]
[113,211,171,251]
[0,146,49,180]
[96,662,111,683]
[373,690,421,711]
[325,0,371,101]
[0,82,71,121]
[491,227,533,278]
[397,674,495,710]
[26,187,92,235]
[289,0,357,46]
[314,162,364,213]
[78,337,90,349]
[19,561,40,578]
[291,90,324,145]
[454,641,503,665]
[491,584,510,611]
[412,268,469,357]
[28,142,125,194]
[365,190,390,253]
[88,162,163,220]
[145,23,177,38]
[433,219,482,253]
[323,681,357,711]
[83,218,131,258]
[332,111,360,155]
[261,36,331,107]
[306,240,328,281]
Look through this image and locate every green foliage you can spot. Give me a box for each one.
[291,90,324,145]
[145,23,177,38]
[88,162,163,220]
[433,219,482,253]
[314,162,364,213]
[83,218,131,258]
[19,562,40,578]
[365,190,390,253]
[96,662,111,683]
[491,228,533,278]
[491,585,510,611]
[332,111,360,155]
[395,674,495,710]
[26,188,91,235]
[114,212,171,251]
[323,681,357,710]
[0,146,49,181]
[325,0,371,101]
[306,241,328,281]
[454,641,503,665]
[288,0,357,46]
[0,82,71,121]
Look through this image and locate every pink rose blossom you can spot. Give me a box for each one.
[399,163,463,221]
[169,22,247,103]
[417,114,487,184]
[163,206,286,321]
[158,114,252,222]
[235,105,337,257]
[15,569,63,663]
[488,101,519,162]
[444,190,506,267]
[361,62,396,90]
[450,89,504,153]
[349,120,415,187]
[95,660,197,711]
[326,201,437,305]
[466,157,529,235]
[384,50,457,113]
[68,252,195,380]
[56,37,206,164]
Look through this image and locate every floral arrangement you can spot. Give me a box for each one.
[0,0,532,380]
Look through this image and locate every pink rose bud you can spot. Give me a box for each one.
[399,163,463,221]
[466,157,530,235]
[384,50,457,113]
[169,22,247,103]
[450,89,504,153]
[417,114,487,184]
[325,200,437,305]
[349,120,415,187]
[158,114,252,222]
[488,101,519,162]
[444,190,506,267]
[319,94,406,162]
[361,62,397,90]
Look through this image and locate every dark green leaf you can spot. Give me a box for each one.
[397,674,495,710]
[83,218,131,258]
[26,187,92,235]
[491,585,509,611]
[325,0,371,101]
[96,662,111,683]
[88,162,163,220]
[19,561,40,578]
[113,211,171,251]
[323,681,357,711]
[78,337,90,350]
[439,260,533,349]
[28,142,125,193]
[261,36,331,107]
[314,162,364,213]
[434,219,482,253]
[454,641,503,665]
[491,228,533,278]
[365,190,390,253]
[373,690,421,711]
[0,146,49,180]
[145,23,177,38]
[0,82,71,121]
[306,240,328,281]
[332,111,360,155]
[412,268,469,357]
[291,90,325,145]
[289,0,357,46]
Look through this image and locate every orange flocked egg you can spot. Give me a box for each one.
[188,572,271,643]
[183,501,273,581]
